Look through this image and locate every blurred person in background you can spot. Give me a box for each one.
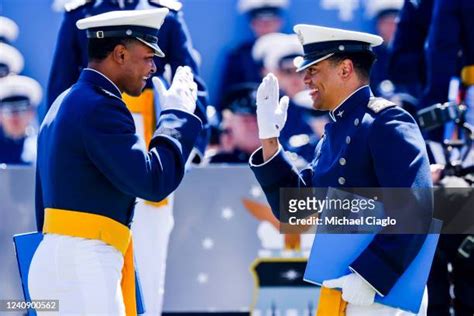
[388,0,433,98]
[217,0,288,113]
[46,1,210,314]
[390,0,474,140]
[365,0,403,95]
[0,15,22,127]
[421,2,474,314]
[388,1,474,311]
[0,75,42,165]
[210,84,261,163]
[420,0,474,137]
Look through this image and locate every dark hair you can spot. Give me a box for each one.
[327,51,376,81]
[87,37,135,61]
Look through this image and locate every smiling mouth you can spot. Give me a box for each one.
[309,88,319,98]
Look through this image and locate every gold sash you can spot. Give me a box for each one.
[43,208,137,316]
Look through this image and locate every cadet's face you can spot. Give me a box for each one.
[377,14,398,43]
[122,41,156,96]
[229,113,260,153]
[303,60,341,111]
[0,108,34,139]
[251,16,283,37]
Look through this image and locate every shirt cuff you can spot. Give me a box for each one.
[249,144,297,189]
[349,266,384,297]
[249,145,283,167]
[349,245,401,296]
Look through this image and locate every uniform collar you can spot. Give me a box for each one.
[80,68,122,99]
[329,85,371,122]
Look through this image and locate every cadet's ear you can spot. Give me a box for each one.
[339,59,353,80]
[112,44,127,64]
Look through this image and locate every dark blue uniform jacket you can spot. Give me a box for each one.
[36,69,202,231]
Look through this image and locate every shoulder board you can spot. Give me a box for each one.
[148,0,182,11]
[367,97,396,114]
[64,0,94,12]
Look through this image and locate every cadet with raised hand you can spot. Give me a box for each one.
[250,24,432,315]
[29,9,202,316]
[48,2,210,314]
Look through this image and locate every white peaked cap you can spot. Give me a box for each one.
[252,32,291,62]
[238,0,289,14]
[0,43,24,74]
[253,33,302,71]
[76,8,169,57]
[365,0,403,18]
[293,24,383,72]
[0,75,43,107]
[0,16,20,42]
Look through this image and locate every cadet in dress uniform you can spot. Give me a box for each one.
[29,9,202,316]
[210,83,261,164]
[217,0,288,112]
[249,24,432,315]
[387,0,434,98]
[48,2,208,313]
[0,75,42,165]
[420,0,474,128]
[365,0,403,95]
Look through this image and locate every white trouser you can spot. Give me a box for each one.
[346,288,428,316]
[28,233,125,316]
[132,194,174,316]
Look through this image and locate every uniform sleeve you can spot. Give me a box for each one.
[46,12,83,110]
[81,99,202,202]
[387,0,434,96]
[420,0,474,108]
[249,146,311,220]
[349,108,433,296]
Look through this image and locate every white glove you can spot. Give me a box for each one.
[323,273,376,306]
[152,66,197,114]
[256,73,289,139]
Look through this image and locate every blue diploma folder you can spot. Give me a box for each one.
[13,232,145,315]
[303,219,442,313]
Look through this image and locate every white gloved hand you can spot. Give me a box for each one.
[152,66,197,114]
[323,273,376,306]
[256,73,289,139]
